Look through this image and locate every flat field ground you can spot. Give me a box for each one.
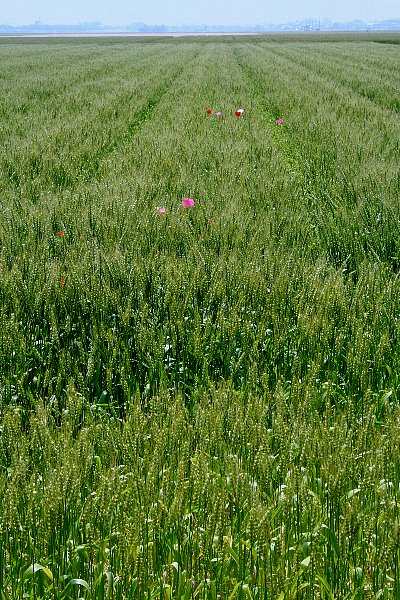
[1,33,400,598]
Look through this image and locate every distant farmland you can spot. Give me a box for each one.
[1,33,400,598]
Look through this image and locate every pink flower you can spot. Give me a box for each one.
[182,198,195,207]
[276,118,284,124]
[215,111,222,117]
[156,206,167,216]
[235,108,244,117]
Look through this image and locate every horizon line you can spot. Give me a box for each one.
[2,16,400,27]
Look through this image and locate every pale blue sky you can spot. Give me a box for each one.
[2,0,400,26]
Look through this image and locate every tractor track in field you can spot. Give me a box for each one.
[231,43,306,185]
[12,48,203,193]
[256,43,400,120]
[275,45,400,115]
[104,47,203,150]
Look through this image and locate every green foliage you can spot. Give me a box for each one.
[1,34,400,597]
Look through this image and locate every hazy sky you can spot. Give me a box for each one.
[2,0,400,26]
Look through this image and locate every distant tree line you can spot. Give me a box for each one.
[1,18,400,34]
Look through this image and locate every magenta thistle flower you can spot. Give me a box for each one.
[156,206,167,216]
[276,118,284,124]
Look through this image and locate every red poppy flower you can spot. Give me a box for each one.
[206,109,213,114]
[209,217,215,225]
[60,277,66,286]
[55,230,64,237]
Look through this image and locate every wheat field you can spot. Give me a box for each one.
[1,33,400,598]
